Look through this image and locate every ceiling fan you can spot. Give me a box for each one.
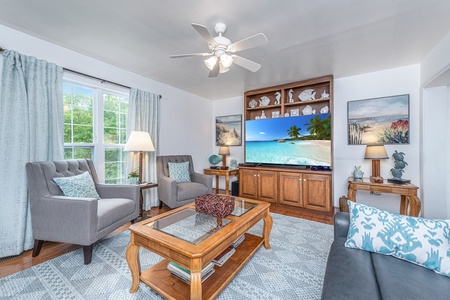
[170,23,268,77]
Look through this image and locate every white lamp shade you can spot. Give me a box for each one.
[364,145,388,159]
[124,131,155,152]
[218,146,230,155]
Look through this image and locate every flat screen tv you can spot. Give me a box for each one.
[245,113,331,167]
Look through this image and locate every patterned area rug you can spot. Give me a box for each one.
[0,213,333,300]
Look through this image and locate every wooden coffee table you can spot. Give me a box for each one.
[126,197,272,300]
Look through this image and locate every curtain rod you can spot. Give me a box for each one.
[0,46,161,98]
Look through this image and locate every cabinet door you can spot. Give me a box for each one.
[303,174,331,212]
[258,171,278,203]
[279,172,302,207]
[239,169,258,199]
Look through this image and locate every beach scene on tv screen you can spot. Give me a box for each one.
[245,114,331,166]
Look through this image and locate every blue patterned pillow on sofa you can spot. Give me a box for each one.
[168,161,191,183]
[345,201,450,277]
[53,171,100,199]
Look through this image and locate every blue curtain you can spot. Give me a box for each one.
[0,50,63,258]
[127,88,160,208]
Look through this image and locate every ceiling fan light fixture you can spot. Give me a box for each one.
[220,54,233,68]
[219,64,230,74]
[204,56,217,70]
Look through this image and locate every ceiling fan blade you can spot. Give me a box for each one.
[228,33,268,52]
[170,52,212,58]
[233,55,261,72]
[208,62,220,77]
[191,23,217,47]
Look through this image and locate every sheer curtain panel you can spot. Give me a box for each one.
[127,88,160,208]
[0,50,63,258]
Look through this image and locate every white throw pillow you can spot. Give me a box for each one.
[345,201,450,277]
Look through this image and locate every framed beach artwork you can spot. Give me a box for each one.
[347,94,410,145]
[216,114,242,146]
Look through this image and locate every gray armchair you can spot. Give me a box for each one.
[26,159,140,264]
[157,155,212,208]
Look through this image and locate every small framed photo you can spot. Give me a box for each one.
[290,109,299,116]
[272,111,280,118]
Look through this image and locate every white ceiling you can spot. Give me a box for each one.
[1,0,450,100]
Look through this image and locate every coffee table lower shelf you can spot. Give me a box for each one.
[140,233,263,300]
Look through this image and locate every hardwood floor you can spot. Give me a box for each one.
[0,191,334,278]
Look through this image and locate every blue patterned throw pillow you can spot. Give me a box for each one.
[53,171,100,199]
[168,161,191,183]
[345,201,450,277]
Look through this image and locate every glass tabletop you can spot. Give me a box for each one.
[145,199,259,245]
[146,209,231,245]
[231,199,259,216]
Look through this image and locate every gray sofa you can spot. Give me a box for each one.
[26,159,140,264]
[322,212,450,300]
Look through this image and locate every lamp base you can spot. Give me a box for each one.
[370,176,384,183]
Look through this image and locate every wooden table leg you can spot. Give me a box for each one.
[190,259,202,300]
[263,212,273,249]
[347,184,357,202]
[400,195,407,215]
[225,174,230,195]
[406,196,421,217]
[126,237,141,293]
[215,175,219,194]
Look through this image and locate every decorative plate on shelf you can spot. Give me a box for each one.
[209,154,222,165]
[298,89,316,101]
[248,99,257,108]
[320,106,329,113]
[302,105,315,115]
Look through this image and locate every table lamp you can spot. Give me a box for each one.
[124,131,155,184]
[365,145,388,182]
[218,146,230,170]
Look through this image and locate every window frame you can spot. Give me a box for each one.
[63,72,130,183]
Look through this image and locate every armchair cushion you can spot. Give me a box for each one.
[53,171,100,199]
[168,161,191,183]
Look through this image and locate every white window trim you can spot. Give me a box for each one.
[63,72,130,183]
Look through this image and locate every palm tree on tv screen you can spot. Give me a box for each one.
[306,115,331,140]
[287,125,301,139]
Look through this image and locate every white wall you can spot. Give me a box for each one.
[421,32,450,219]
[0,24,213,173]
[422,87,448,218]
[334,65,421,213]
[210,96,244,191]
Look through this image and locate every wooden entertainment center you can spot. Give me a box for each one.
[239,75,333,214]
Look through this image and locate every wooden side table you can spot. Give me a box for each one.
[137,182,158,220]
[347,177,421,217]
[203,168,239,195]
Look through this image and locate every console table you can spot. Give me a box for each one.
[203,168,239,195]
[347,177,421,217]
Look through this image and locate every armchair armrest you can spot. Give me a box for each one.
[95,183,140,201]
[157,175,177,203]
[30,195,99,245]
[191,172,213,191]
[334,212,350,239]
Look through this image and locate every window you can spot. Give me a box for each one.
[63,79,129,183]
